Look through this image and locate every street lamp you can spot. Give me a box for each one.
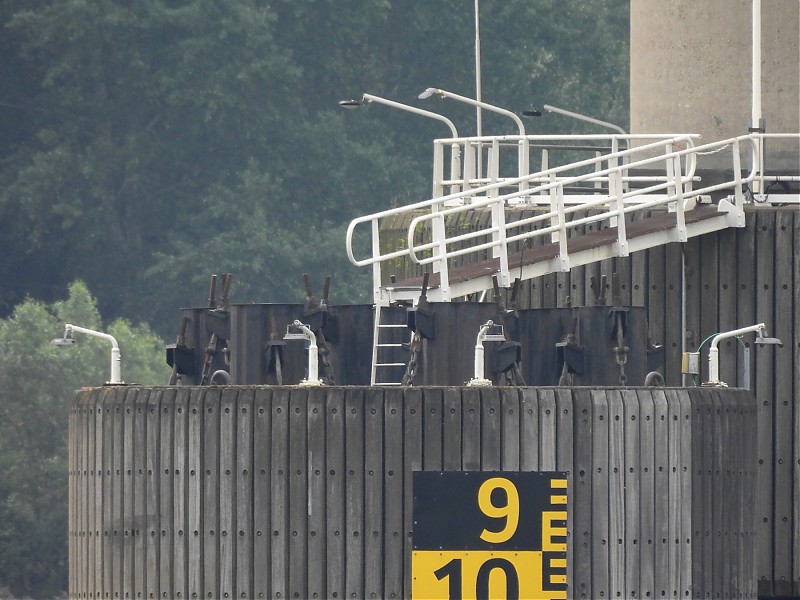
[419,87,529,186]
[340,92,462,196]
[541,104,627,136]
[419,87,525,136]
[702,322,782,387]
[339,93,459,138]
[51,323,123,385]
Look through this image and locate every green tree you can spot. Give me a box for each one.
[0,1,629,338]
[0,281,168,597]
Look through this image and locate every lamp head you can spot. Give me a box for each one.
[417,88,439,100]
[338,99,363,109]
[50,337,77,346]
[755,325,782,345]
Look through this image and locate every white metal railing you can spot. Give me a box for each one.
[346,133,776,302]
[430,133,702,201]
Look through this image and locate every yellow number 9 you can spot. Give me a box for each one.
[478,477,520,544]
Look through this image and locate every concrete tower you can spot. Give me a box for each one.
[630,0,799,171]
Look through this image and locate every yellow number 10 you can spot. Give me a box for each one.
[478,477,520,544]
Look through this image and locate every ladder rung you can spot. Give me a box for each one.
[377,343,405,348]
[374,382,403,386]
[375,362,407,367]
[378,323,407,329]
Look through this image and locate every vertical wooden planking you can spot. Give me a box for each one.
[773,209,794,596]
[288,389,309,600]
[621,389,641,599]
[461,387,481,471]
[133,390,148,599]
[187,390,204,600]
[572,389,593,599]
[689,387,705,599]
[637,389,655,600]
[363,388,384,599]
[172,388,190,599]
[324,388,345,600]
[203,389,221,600]
[78,394,89,598]
[422,388,443,471]
[500,388,520,470]
[519,388,539,471]
[270,388,290,600]
[159,388,176,600]
[235,389,254,600]
[711,392,724,597]
[307,389,327,600]
[68,398,74,599]
[683,238,702,360]
[538,389,557,471]
[344,388,366,599]
[555,388,574,595]
[717,228,739,384]
[652,390,670,598]
[699,232,720,381]
[103,392,116,599]
[646,245,667,380]
[607,390,625,599]
[383,387,403,599]
[403,388,423,596]
[701,389,715,597]
[665,389,681,599]
[754,210,775,593]
[442,388,463,471]
[664,243,684,384]
[219,389,237,600]
[94,394,106,600]
[794,209,800,600]
[86,392,97,598]
[145,390,162,600]
[252,388,273,600]
[123,390,136,598]
[480,387,501,470]
[678,389,693,598]
[590,389,610,599]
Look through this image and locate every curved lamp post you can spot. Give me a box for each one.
[51,323,123,385]
[340,92,462,195]
[419,87,529,186]
[284,320,323,386]
[704,322,781,387]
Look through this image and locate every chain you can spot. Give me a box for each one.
[612,312,628,385]
[694,143,731,156]
[317,330,336,385]
[402,331,422,386]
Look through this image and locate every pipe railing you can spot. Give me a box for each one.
[405,135,758,270]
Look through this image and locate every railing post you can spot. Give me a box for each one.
[488,138,500,198]
[450,142,462,195]
[609,154,628,256]
[463,142,476,200]
[556,184,570,271]
[432,212,450,301]
[732,138,745,209]
[372,219,383,304]
[432,140,444,198]
[492,200,510,288]
[672,151,687,242]
[519,137,530,197]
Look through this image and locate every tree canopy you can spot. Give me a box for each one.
[0,0,629,340]
[0,281,168,597]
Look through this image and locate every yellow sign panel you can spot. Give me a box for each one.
[412,550,567,600]
[412,472,568,600]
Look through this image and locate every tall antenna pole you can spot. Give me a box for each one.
[475,0,483,179]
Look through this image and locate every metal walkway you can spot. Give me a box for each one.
[346,131,795,383]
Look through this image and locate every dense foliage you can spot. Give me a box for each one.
[0,2,628,594]
[0,0,628,340]
[0,282,169,597]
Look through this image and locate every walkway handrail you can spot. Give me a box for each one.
[346,134,700,268]
[405,135,759,268]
